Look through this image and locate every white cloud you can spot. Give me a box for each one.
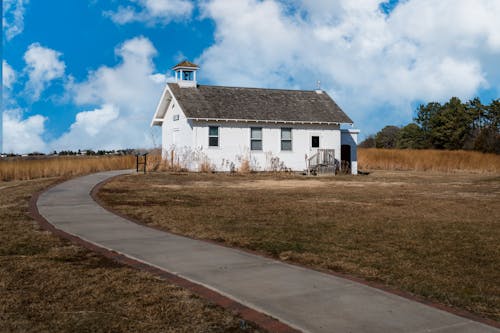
[2,109,47,154]
[105,0,193,25]
[69,37,162,110]
[54,36,166,151]
[71,104,119,137]
[52,104,122,150]
[24,43,66,100]
[198,0,500,134]
[2,61,16,89]
[2,0,29,41]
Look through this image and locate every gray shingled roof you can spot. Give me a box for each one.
[168,83,353,124]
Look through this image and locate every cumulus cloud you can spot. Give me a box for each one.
[52,104,121,150]
[105,0,193,25]
[24,43,66,100]
[70,37,159,108]
[2,0,29,41]
[2,109,47,154]
[2,61,16,89]
[54,36,167,151]
[198,0,500,134]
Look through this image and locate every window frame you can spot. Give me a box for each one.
[281,128,292,151]
[250,127,263,151]
[208,126,219,147]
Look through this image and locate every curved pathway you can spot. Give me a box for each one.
[35,170,499,333]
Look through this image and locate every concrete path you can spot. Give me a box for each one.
[36,170,499,333]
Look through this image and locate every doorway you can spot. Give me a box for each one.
[341,144,351,173]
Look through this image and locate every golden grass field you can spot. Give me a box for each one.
[0,178,258,333]
[99,170,500,322]
[0,155,135,181]
[358,148,500,173]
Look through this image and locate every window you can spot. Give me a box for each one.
[311,136,320,148]
[209,126,219,147]
[173,114,179,121]
[250,127,262,150]
[281,128,292,151]
[183,71,193,80]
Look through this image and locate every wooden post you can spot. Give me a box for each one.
[143,154,147,174]
[136,154,139,173]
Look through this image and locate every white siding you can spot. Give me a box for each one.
[161,98,194,167]
[187,122,341,171]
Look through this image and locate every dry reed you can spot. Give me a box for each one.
[358,148,500,173]
[239,159,251,173]
[0,155,135,181]
[145,153,188,172]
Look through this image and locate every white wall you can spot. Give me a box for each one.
[187,121,341,171]
[341,129,359,175]
[161,98,195,167]
[159,103,357,173]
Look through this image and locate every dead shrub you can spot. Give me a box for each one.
[198,160,214,173]
[239,159,251,173]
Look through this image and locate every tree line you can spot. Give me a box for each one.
[359,97,500,154]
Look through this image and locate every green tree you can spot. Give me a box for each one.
[474,127,500,153]
[396,123,427,149]
[486,99,500,131]
[415,102,441,147]
[358,135,376,148]
[416,97,473,149]
[375,126,400,148]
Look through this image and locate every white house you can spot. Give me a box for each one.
[151,61,359,174]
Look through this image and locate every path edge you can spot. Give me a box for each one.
[92,172,500,330]
[29,175,301,333]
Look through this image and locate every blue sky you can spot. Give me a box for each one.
[2,0,500,153]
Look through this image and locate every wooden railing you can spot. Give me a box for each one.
[308,149,335,169]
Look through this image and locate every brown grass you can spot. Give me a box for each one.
[358,148,500,173]
[0,155,136,181]
[145,152,189,173]
[0,178,259,332]
[99,171,500,322]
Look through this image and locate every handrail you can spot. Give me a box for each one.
[308,149,335,168]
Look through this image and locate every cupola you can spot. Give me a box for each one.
[173,60,199,88]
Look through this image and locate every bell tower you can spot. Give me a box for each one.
[173,60,199,88]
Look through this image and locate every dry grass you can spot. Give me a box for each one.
[145,153,189,173]
[358,148,500,173]
[239,159,251,173]
[0,178,259,333]
[99,171,500,322]
[0,156,136,181]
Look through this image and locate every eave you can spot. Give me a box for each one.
[189,117,352,126]
[150,86,173,127]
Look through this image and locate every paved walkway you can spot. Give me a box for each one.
[36,171,498,333]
